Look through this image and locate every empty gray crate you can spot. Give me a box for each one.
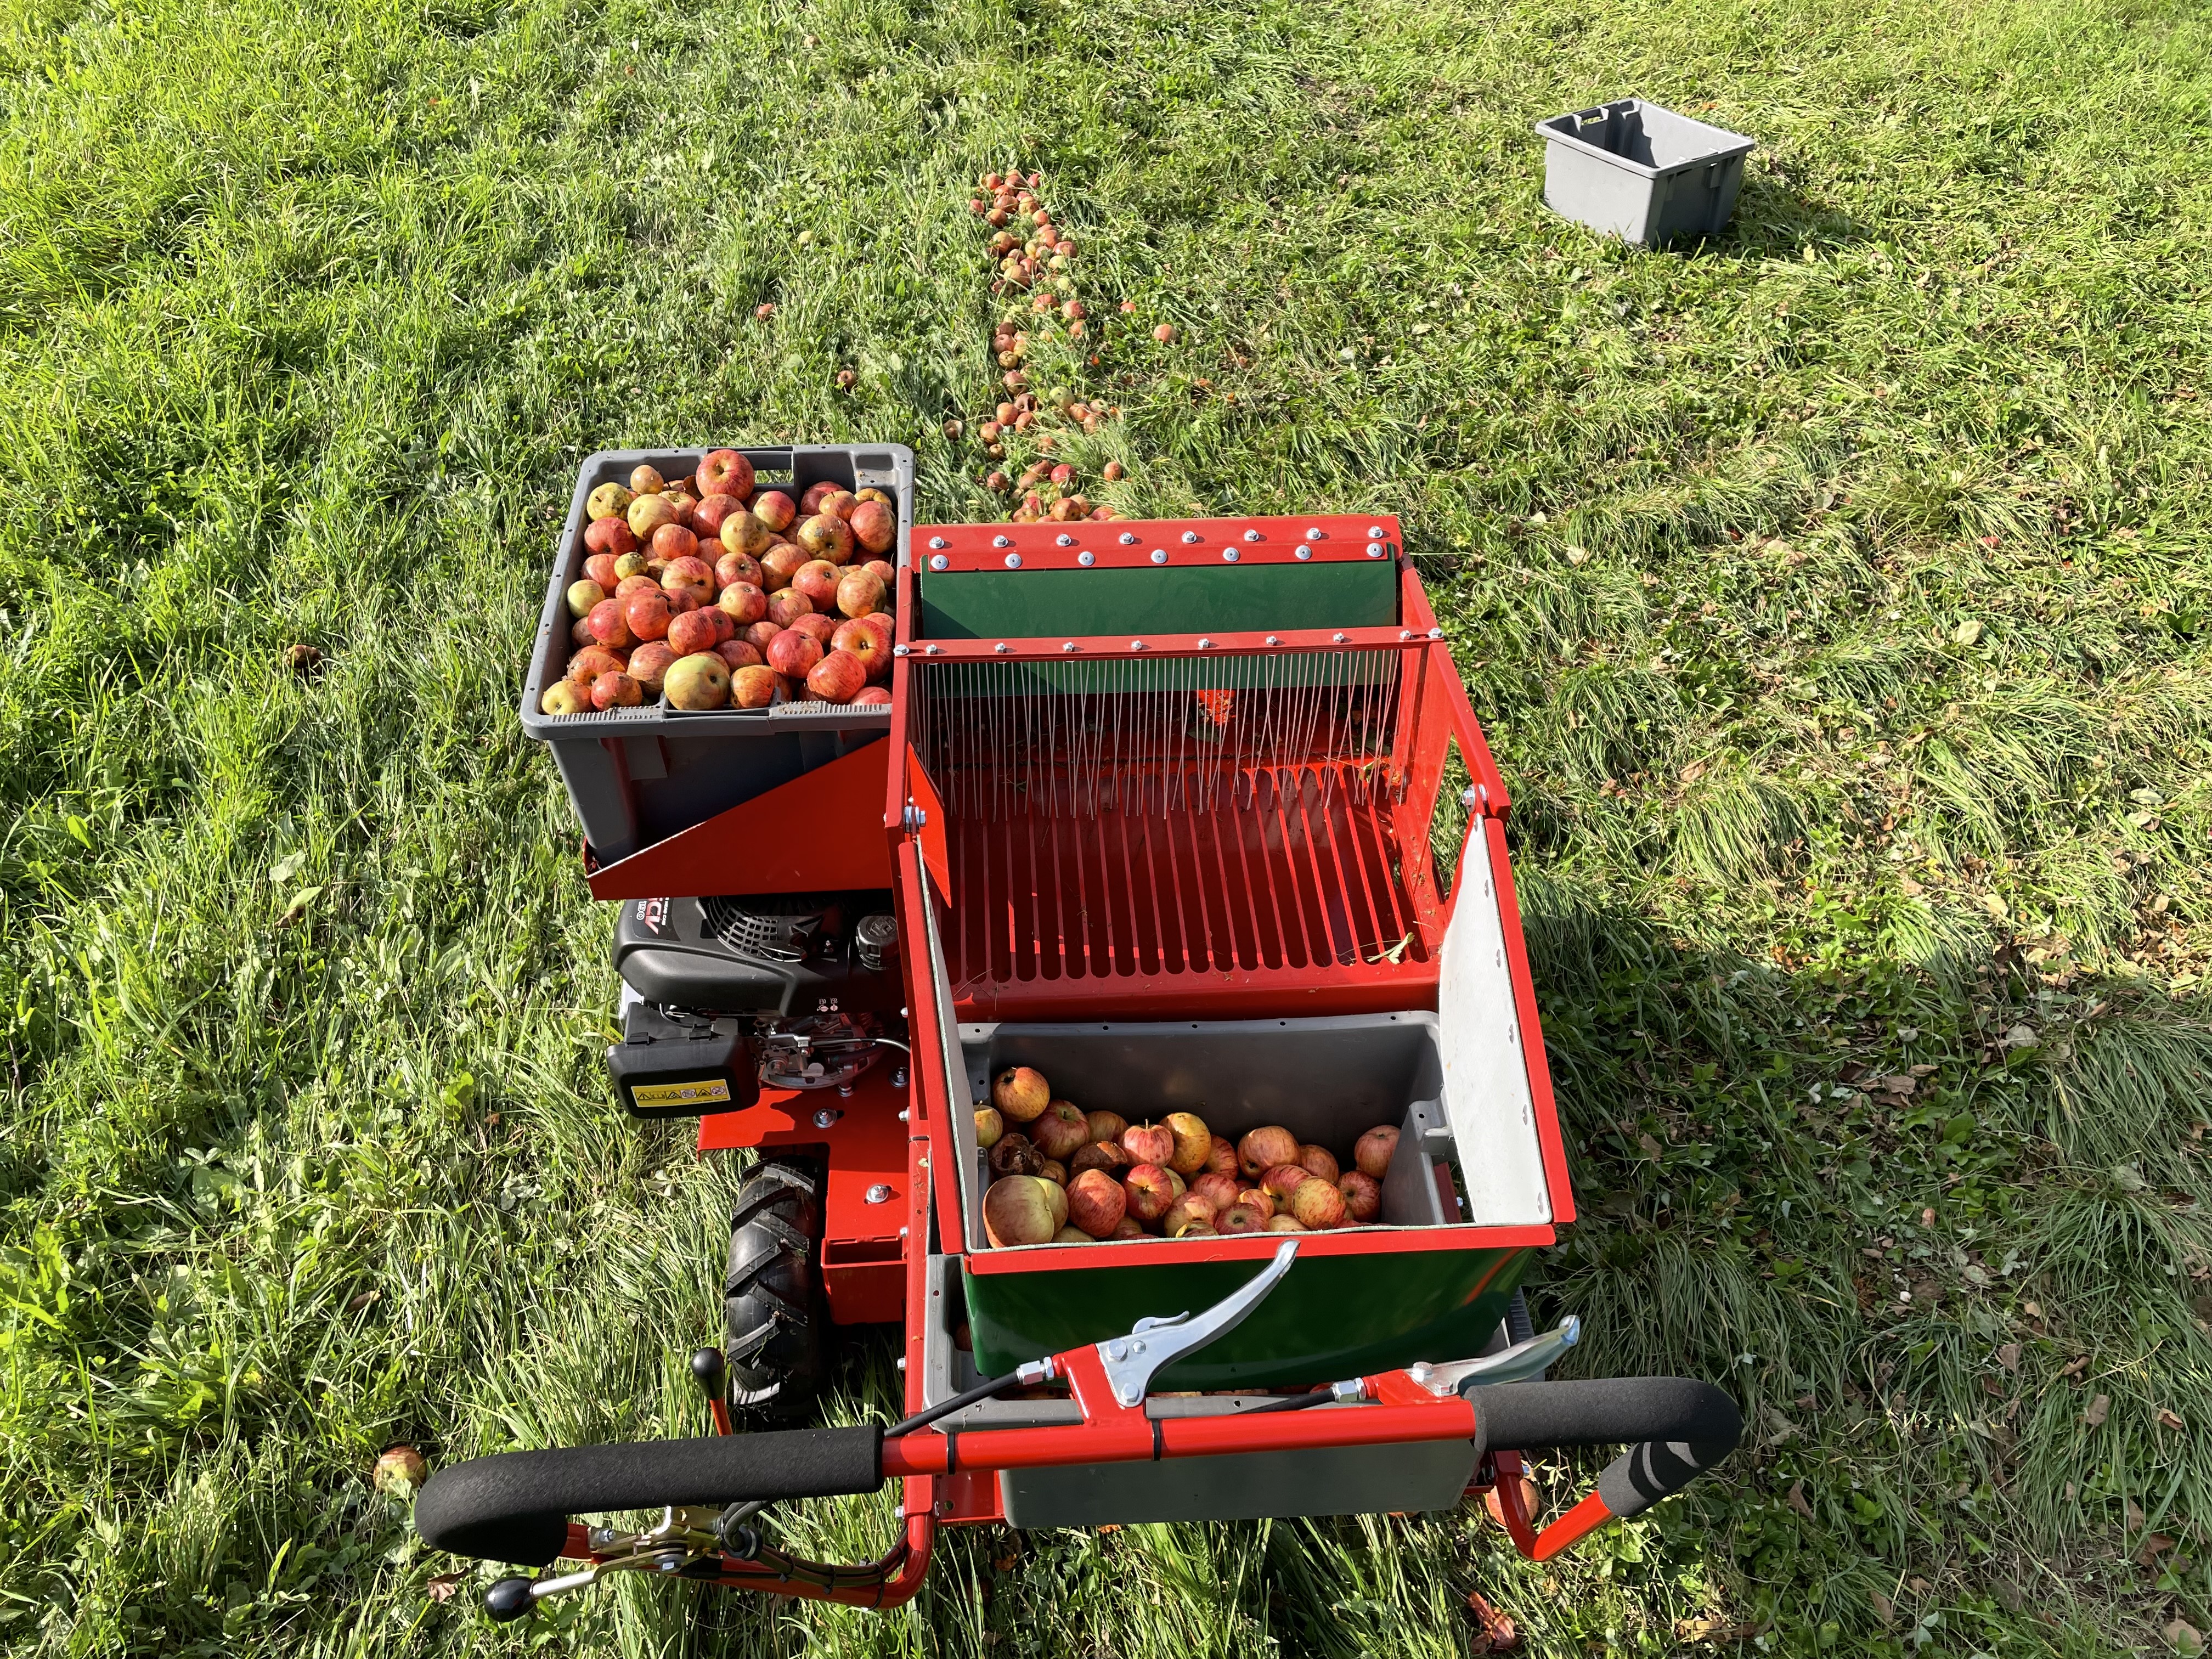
[1535,99,1754,246]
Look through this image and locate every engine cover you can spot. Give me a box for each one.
[612,894,903,1019]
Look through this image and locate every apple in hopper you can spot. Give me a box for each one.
[863,558,895,590]
[716,550,763,591]
[584,515,638,562]
[628,493,678,541]
[582,552,620,591]
[849,498,895,556]
[853,686,891,706]
[1122,1164,1176,1226]
[744,620,782,654]
[766,589,813,630]
[1031,1099,1090,1162]
[1288,1177,1347,1231]
[766,629,822,680]
[569,616,595,648]
[1260,1164,1310,1200]
[1040,1178,1068,1231]
[565,646,625,687]
[1053,1226,1091,1244]
[1265,1214,1307,1233]
[795,512,854,562]
[566,579,605,618]
[664,653,730,710]
[1086,1110,1128,1146]
[983,1176,1059,1248]
[720,509,772,560]
[1039,1159,1068,1187]
[817,490,858,521]
[1217,1204,1268,1235]
[760,543,809,592]
[613,550,651,582]
[991,1066,1051,1125]
[1204,1137,1239,1177]
[792,560,843,611]
[1164,1113,1212,1176]
[1122,1122,1175,1167]
[628,641,676,694]
[586,600,634,648]
[791,612,837,647]
[752,490,797,533]
[696,448,755,500]
[1110,1216,1146,1240]
[1338,1170,1382,1223]
[831,618,885,681]
[1297,1145,1341,1183]
[1066,1168,1125,1238]
[1238,1125,1299,1180]
[1069,1141,1127,1177]
[717,582,767,628]
[715,639,763,672]
[805,649,867,703]
[624,589,672,642]
[666,611,719,658]
[1355,1125,1400,1178]
[590,671,641,710]
[586,482,633,521]
[732,664,777,708]
[974,1106,1005,1149]
[1162,1193,1216,1237]
[1190,1172,1241,1211]
[988,1131,1043,1180]
[540,681,588,715]
[836,568,886,619]
[1234,1188,1275,1220]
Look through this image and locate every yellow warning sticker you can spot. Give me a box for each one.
[631,1079,733,1108]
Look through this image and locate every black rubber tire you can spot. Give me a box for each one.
[723,1155,826,1419]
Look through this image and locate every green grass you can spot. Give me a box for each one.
[2,0,2210,1650]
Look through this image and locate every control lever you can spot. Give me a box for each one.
[1093,1239,1299,1407]
[1410,1316,1581,1394]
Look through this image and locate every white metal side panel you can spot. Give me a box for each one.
[1436,827,1552,1225]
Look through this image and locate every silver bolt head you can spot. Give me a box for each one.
[892,1068,907,1088]
[865,1183,893,1204]
[893,644,911,656]
[1368,524,1384,538]
[994,641,1011,653]
[1222,548,1238,562]
[1333,632,1349,644]
[1004,552,1022,568]
[928,554,949,571]
[1305,527,1323,541]
[1119,532,1137,545]
[1295,546,1312,560]
[1365,542,1385,558]
[928,535,948,549]
[1243,528,1261,542]
[1130,639,1145,650]
[1150,549,1167,565]
[1429,627,1443,639]
[1198,637,1213,648]
[1181,529,1200,543]
[814,1107,842,1126]
[1078,550,1095,566]
[1266,635,1280,646]
[1063,641,1077,652]
[1056,533,1074,546]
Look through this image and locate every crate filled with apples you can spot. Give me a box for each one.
[539,449,899,715]
[973,1065,1401,1248]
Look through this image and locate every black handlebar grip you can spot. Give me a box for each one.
[413,1426,884,1567]
[1465,1377,1740,1520]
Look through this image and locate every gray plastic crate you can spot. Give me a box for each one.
[518,445,911,863]
[1535,98,1754,246]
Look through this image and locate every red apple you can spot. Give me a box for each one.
[1338,1170,1382,1223]
[565,646,625,687]
[1217,1204,1268,1235]
[661,490,696,529]
[1288,1178,1347,1230]
[766,588,813,629]
[590,670,642,710]
[662,584,702,616]
[1087,1110,1128,1146]
[791,612,837,646]
[1110,1216,1146,1240]
[1234,1188,1275,1220]
[1239,1126,1299,1180]
[717,582,767,627]
[1260,1164,1311,1200]
[1039,1159,1068,1188]
[664,652,730,710]
[628,641,676,693]
[1122,1165,1175,1226]
[704,606,735,646]
[732,664,777,708]
[1163,1193,1216,1237]
[760,543,808,591]
[836,567,886,619]
[862,558,895,589]
[792,560,843,610]
[765,629,822,679]
[1205,1137,1239,1177]
[818,489,858,521]
[720,510,771,558]
[1066,1168,1126,1238]
[752,490,797,532]
[853,685,891,706]
[627,493,678,541]
[696,448,754,500]
[716,638,764,672]
[805,648,866,703]
[983,1175,1058,1248]
[1297,1145,1341,1183]
[849,498,895,555]
[569,616,595,648]
[614,574,658,602]
[1355,1125,1400,1178]
[798,481,840,517]
[1031,1099,1091,1161]
[583,552,620,590]
[629,464,665,494]
[667,610,720,657]
[692,493,743,540]
[795,512,854,562]
[651,523,699,565]
[1122,1123,1175,1167]
[662,556,714,599]
[1190,1172,1242,1211]
[831,618,884,679]
[1264,1214,1307,1233]
[624,589,672,642]
[586,599,634,649]
[743,619,782,653]
[715,550,763,590]
[1164,1113,1212,1176]
[992,1066,1051,1124]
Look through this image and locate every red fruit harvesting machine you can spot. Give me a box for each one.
[423,447,1739,1622]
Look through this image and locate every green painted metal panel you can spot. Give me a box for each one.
[962,1244,1532,1390]
[921,563,1397,642]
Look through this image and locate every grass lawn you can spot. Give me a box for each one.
[4,0,2211,1649]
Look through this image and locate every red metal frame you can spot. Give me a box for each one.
[913,513,1400,571]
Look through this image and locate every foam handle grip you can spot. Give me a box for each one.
[413,1427,884,1567]
[1466,1376,1740,1516]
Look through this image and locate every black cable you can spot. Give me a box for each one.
[884,1370,1024,1439]
[1238,1391,1335,1415]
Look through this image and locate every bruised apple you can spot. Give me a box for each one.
[586,482,633,521]
[1162,1193,1216,1237]
[1070,1141,1127,1177]
[988,1131,1043,1180]
[795,512,854,562]
[720,510,772,558]
[1238,1126,1299,1180]
[991,1066,1051,1124]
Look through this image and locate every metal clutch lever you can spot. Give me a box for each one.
[1095,1239,1299,1407]
[1407,1316,1581,1395]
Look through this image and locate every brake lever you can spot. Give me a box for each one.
[1409,1316,1581,1394]
[1093,1239,1299,1407]
[484,1506,723,1621]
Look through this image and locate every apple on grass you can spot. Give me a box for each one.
[766,629,822,679]
[804,648,867,703]
[992,1066,1051,1124]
